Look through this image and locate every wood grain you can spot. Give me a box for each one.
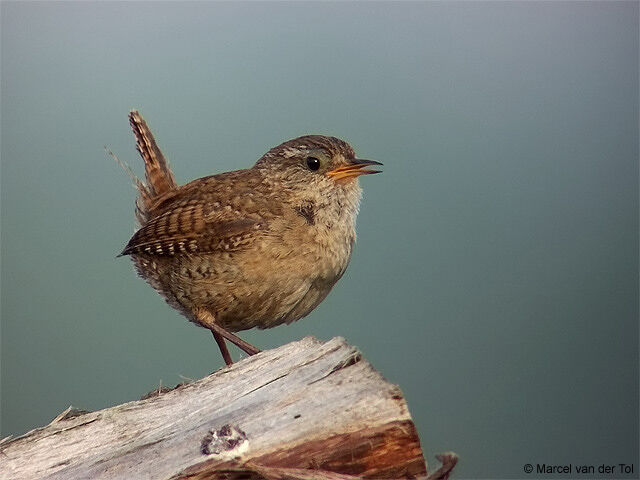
[0,337,444,480]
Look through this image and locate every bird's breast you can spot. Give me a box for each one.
[282,202,356,282]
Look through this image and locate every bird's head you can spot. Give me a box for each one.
[254,136,382,195]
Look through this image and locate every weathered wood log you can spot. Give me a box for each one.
[0,337,456,480]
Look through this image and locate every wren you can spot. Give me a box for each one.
[118,111,381,365]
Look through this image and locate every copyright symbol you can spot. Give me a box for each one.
[524,464,533,474]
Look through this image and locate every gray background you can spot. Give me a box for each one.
[1,2,638,478]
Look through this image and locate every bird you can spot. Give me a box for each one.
[117,110,381,365]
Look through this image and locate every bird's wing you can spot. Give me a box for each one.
[120,200,264,256]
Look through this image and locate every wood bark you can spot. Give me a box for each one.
[0,337,457,480]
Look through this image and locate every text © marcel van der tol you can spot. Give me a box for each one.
[535,464,634,475]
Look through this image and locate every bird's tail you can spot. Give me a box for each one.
[128,110,178,224]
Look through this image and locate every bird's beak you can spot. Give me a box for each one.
[327,158,383,182]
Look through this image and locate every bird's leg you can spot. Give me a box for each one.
[208,322,261,355]
[211,331,233,366]
[195,309,261,362]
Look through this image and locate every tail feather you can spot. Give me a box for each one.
[128,110,178,224]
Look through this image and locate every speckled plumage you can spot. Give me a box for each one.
[119,111,380,362]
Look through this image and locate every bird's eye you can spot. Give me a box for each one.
[306,157,320,171]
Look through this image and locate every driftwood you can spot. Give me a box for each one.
[0,337,457,480]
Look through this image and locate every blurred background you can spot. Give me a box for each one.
[1,2,637,478]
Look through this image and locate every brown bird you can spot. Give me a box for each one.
[118,111,381,365]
